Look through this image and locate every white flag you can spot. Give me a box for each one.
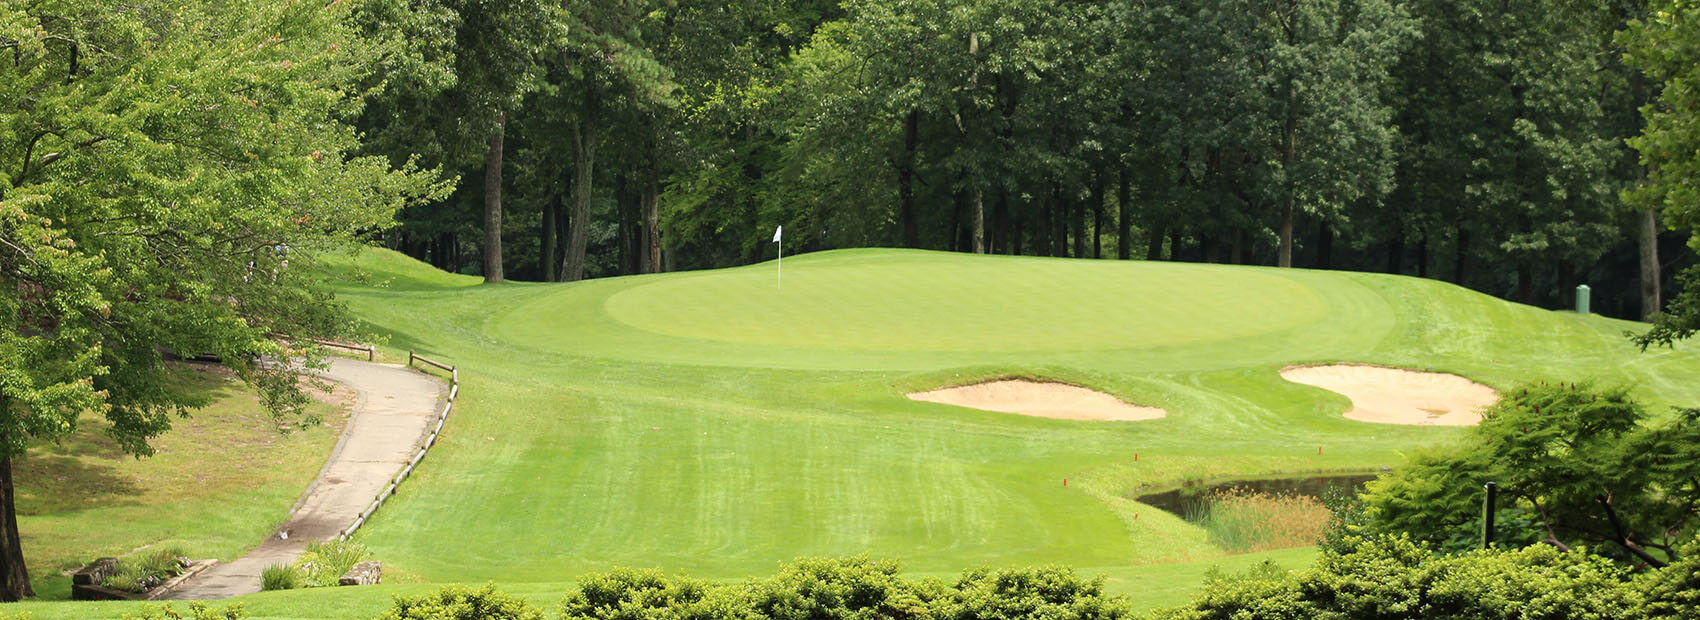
[772,226,782,243]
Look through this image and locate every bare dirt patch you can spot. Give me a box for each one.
[907,379,1166,421]
[1280,364,1498,426]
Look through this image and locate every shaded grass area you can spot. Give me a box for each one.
[18,364,350,599]
[305,248,1700,587]
[6,547,1317,619]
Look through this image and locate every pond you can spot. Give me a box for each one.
[1132,472,1382,518]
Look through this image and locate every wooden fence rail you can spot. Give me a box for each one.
[337,353,459,541]
[309,338,374,361]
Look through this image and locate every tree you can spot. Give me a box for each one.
[0,0,443,599]
[1361,382,1700,567]
[355,0,558,283]
[1626,0,1700,332]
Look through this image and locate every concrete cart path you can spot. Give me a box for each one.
[165,358,445,599]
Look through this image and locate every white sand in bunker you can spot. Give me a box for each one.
[1280,364,1499,426]
[907,379,1166,421]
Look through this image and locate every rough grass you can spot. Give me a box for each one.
[19,364,350,598]
[1188,489,1331,553]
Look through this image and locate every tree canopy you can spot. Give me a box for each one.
[0,0,443,599]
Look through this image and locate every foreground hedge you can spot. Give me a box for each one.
[375,543,1700,620]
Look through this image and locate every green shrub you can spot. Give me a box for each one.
[560,568,730,619]
[296,540,370,587]
[1160,536,1642,619]
[1639,537,1700,619]
[378,584,544,620]
[944,565,1132,620]
[103,546,191,593]
[748,556,933,620]
[119,602,247,619]
[260,563,305,591]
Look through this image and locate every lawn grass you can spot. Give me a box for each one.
[20,246,1700,616]
[318,248,1700,585]
[17,364,350,599]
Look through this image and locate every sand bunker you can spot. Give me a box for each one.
[908,379,1166,421]
[1280,364,1498,426]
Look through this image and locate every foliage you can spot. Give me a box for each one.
[941,565,1132,620]
[259,563,305,592]
[1361,382,1700,565]
[378,584,545,620]
[118,603,247,620]
[0,0,446,597]
[1160,536,1642,619]
[295,540,370,588]
[1639,537,1700,618]
[102,547,190,593]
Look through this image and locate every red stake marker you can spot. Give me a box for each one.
[1063,478,1068,487]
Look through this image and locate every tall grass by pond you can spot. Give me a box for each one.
[1187,488,1331,553]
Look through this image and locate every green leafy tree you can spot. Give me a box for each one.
[0,0,443,600]
[1627,0,1700,337]
[1361,382,1700,566]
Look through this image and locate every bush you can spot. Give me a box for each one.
[1159,536,1643,619]
[103,546,192,593]
[297,540,370,587]
[748,556,934,620]
[560,568,734,620]
[944,565,1132,620]
[119,602,248,619]
[260,563,305,591]
[378,584,545,620]
[1639,537,1700,619]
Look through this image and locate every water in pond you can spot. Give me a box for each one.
[1134,473,1380,518]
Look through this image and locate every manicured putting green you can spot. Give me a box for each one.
[603,257,1326,352]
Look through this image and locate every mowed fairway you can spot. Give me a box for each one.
[292,247,1700,588]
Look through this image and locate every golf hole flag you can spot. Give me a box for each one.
[772,225,782,291]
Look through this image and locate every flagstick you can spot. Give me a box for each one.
[777,236,782,292]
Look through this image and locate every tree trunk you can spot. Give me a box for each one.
[1231,228,1246,265]
[1073,184,1087,258]
[616,173,634,275]
[481,113,506,283]
[0,453,32,601]
[1035,194,1052,256]
[972,187,985,254]
[1386,237,1404,275]
[1092,170,1105,259]
[642,154,661,274]
[994,188,1010,254]
[564,115,596,282]
[1416,231,1429,279]
[1558,261,1575,309]
[899,109,920,248]
[1277,0,1298,268]
[1168,229,1183,262]
[1117,167,1132,260]
[1316,220,1333,270]
[1517,264,1534,305]
[542,196,558,282]
[1201,234,1219,264]
[1640,208,1661,320]
[1146,223,1165,261]
[1454,225,1470,285]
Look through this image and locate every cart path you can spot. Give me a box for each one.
[165,358,445,599]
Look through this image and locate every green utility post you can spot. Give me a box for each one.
[1575,284,1591,315]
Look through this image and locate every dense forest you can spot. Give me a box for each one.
[356,0,1693,320]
